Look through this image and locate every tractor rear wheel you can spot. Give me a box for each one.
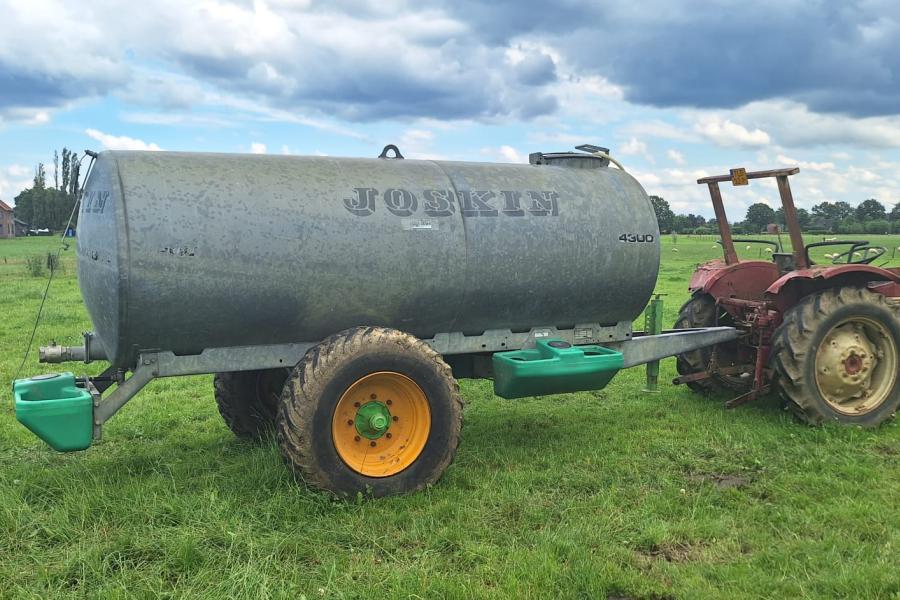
[674,293,750,394]
[772,287,900,426]
[214,369,289,440]
[276,326,463,497]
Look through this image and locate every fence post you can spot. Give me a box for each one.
[642,294,664,393]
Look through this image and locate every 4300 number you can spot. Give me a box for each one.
[618,233,655,243]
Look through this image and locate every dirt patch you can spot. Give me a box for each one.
[873,443,899,457]
[687,472,753,489]
[638,541,706,564]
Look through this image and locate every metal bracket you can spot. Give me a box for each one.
[607,327,741,369]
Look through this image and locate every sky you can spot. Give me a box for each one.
[1,0,899,218]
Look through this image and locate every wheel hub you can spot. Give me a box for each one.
[355,401,391,439]
[815,318,897,414]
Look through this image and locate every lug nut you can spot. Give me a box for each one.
[386,399,392,405]
[370,441,376,447]
[347,419,353,426]
[392,416,399,422]
[354,436,360,442]
[386,433,392,439]
[354,401,360,408]
[370,393,377,399]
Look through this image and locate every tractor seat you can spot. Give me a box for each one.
[772,252,795,273]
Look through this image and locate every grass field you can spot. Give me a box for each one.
[1,233,900,599]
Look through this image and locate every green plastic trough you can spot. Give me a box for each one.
[14,372,93,452]
[492,339,624,399]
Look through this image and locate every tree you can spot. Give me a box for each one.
[834,201,854,220]
[890,203,900,222]
[649,195,674,233]
[33,163,46,189]
[776,206,811,229]
[855,198,886,222]
[13,147,81,230]
[744,203,776,233]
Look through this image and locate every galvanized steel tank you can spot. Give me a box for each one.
[77,150,660,368]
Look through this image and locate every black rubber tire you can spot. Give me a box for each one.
[214,369,289,440]
[771,287,900,427]
[276,326,463,497]
[674,293,750,394]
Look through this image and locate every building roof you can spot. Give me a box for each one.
[0,199,12,212]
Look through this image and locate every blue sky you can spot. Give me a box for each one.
[1,0,899,218]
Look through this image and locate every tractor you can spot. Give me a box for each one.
[674,167,900,426]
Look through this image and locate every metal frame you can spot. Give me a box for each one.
[698,167,803,268]
[82,324,742,439]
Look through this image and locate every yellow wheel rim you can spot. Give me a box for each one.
[332,372,431,477]
[815,316,898,415]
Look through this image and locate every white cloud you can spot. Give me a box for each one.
[716,100,900,149]
[667,149,686,165]
[623,120,696,142]
[694,117,770,148]
[250,142,267,154]
[480,145,525,163]
[775,154,834,171]
[0,164,36,204]
[85,129,162,151]
[619,136,653,163]
[0,107,52,126]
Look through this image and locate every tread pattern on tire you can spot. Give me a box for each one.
[674,293,748,394]
[771,286,899,426]
[276,326,464,495]
[214,370,284,440]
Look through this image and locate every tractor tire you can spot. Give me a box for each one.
[674,293,750,394]
[771,287,900,427]
[214,369,289,440]
[277,326,463,497]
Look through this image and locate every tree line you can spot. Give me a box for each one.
[651,195,899,235]
[13,148,82,231]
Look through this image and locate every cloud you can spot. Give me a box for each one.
[667,149,686,165]
[723,100,900,148]
[250,142,267,154]
[2,0,900,138]
[694,117,770,148]
[85,129,162,151]
[480,145,525,163]
[619,136,654,163]
[0,164,37,203]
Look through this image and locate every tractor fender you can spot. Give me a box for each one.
[689,260,780,302]
[766,265,900,312]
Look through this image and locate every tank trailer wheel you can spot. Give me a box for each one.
[772,287,900,427]
[674,293,750,394]
[276,326,463,497]
[214,369,290,440]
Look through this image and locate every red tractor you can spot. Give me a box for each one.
[674,167,900,426]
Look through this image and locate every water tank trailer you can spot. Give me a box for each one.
[14,144,739,496]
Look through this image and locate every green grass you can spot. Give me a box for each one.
[1,234,900,599]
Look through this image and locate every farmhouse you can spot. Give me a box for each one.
[0,199,15,238]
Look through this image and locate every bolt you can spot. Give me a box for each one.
[354,436,360,442]
[347,419,353,426]
[353,401,360,408]
[370,393,377,400]
[370,441,376,447]
[386,399,392,405]
[386,433,392,439]
[392,416,399,422]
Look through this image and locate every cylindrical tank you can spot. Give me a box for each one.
[77,150,660,368]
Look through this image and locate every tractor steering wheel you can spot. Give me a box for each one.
[830,246,886,265]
